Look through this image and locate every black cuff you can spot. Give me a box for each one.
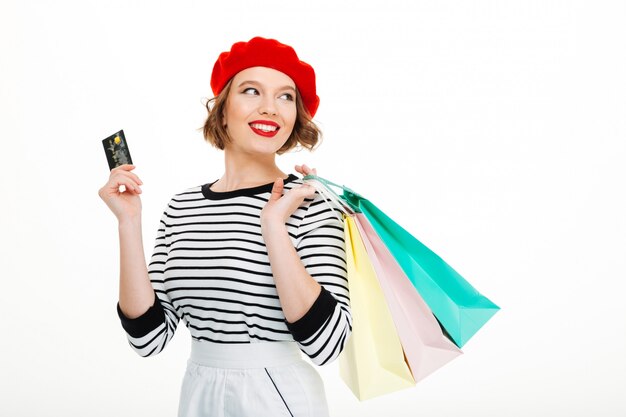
[286,287,337,342]
[116,294,165,338]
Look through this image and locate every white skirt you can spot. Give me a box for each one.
[178,340,330,417]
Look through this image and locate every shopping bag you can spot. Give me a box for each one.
[304,175,500,348]
[339,215,416,401]
[354,213,462,381]
[355,197,499,347]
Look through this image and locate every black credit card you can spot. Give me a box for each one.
[102,130,133,170]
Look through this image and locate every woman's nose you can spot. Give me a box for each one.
[258,97,277,116]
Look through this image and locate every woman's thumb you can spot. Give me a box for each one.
[269,178,284,202]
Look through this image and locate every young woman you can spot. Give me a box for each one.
[98,36,352,417]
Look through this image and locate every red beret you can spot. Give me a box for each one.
[210,37,320,117]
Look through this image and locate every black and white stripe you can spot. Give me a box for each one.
[118,175,352,366]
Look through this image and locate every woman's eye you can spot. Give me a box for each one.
[279,93,294,101]
[242,87,259,95]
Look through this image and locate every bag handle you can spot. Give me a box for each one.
[302,178,352,222]
[302,174,362,214]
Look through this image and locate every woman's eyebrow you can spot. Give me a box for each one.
[238,80,296,92]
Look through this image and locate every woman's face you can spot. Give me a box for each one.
[223,66,298,155]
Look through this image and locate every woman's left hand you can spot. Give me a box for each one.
[261,164,318,227]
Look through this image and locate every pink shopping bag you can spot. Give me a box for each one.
[354,213,462,381]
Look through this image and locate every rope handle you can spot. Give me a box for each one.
[302,174,363,217]
[302,175,360,196]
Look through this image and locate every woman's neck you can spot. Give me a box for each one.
[211,149,288,192]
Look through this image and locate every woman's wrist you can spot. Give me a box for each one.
[261,219,288,240]
[118,215,142,230]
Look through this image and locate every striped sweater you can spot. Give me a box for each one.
[117,174,352,366]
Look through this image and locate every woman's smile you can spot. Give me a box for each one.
[249,120,280,137]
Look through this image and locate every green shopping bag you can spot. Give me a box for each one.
[304,175,500,348]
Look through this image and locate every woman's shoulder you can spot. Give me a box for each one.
[158,184,206,212]
[173,184,205,200]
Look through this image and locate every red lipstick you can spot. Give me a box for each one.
[249,120,280,138]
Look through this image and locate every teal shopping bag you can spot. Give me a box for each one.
[304,175,500,348]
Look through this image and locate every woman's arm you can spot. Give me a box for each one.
[261,221,322,323]
[98,164,155,317]
[261,169,352,365]
[261,170,323,323]
[115,206,181,357]
[118,215,155,318]
[100,165,178,356]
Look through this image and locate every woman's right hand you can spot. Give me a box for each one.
[98,164,143,222]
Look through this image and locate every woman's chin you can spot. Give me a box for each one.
[247,140,289,155]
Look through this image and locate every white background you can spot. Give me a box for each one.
[1,0,625,416]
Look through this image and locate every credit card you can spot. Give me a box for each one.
[102,129,133,170]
